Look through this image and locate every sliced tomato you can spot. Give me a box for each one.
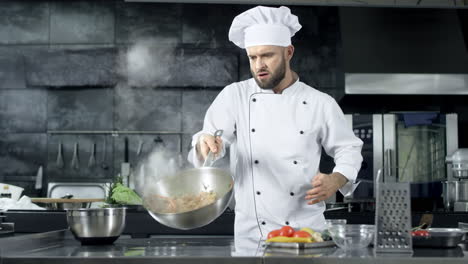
[279,226,295,237]
[292,230,312,238]
[412,230,430,237]
[267,229,281,239]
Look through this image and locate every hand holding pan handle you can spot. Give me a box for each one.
[202,129,223,167]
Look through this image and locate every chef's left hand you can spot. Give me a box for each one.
[305,172,348,205]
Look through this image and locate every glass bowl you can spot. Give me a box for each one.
[328,224,374,249]
[325,219,347,228]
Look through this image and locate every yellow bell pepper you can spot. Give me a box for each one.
[300,227,315,235]
[266,236,313,243]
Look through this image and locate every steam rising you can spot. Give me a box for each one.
[120,38,177,88]
[133,147,182,198]
[117,38,181,197]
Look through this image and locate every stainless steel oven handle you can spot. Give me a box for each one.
[385,148,393,179]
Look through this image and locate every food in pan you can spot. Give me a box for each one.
[266,225,325,243]
[145,190,217,214]
[412,230,430,237]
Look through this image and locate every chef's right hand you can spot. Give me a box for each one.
[196,133,223,161]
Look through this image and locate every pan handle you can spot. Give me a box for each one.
[202,130,223,167]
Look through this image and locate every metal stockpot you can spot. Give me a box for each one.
[143,167,234,230]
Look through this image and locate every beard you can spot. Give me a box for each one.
[251,57,286,90]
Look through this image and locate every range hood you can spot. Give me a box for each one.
[126,0,468,8]
[341,7,468,95]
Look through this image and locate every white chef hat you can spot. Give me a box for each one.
[228,6,302,49]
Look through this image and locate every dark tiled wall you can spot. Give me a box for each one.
[0,0,342,196]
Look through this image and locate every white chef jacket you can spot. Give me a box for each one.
[188,78,363,238]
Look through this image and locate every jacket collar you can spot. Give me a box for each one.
[251,78,301,95]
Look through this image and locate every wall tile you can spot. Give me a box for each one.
[181,133,194,169]
[293,43,341,89]
[0,133,47,177]
[25,48,118,87]
[0,89,47,133]
[0,48,26,89]
[181,4,240,48]
[317,7,341,45]
[116,2,181,44]
[182,89,220,133]
[290,7,319,41]
[47,88,114,131]
[123,43,179,88]
[239,53,251,82]
[179,48,238,87]
[47,134,114,181]
[49,44,118,49]
[114,86,182,131]
[0,1,49,44]
[291,44,322,88]
[50,0,115,44]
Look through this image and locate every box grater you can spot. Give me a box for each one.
[374,172,413,254]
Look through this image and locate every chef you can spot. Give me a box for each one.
[188,6,363,238]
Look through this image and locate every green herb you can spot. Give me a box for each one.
[105,175,142,205]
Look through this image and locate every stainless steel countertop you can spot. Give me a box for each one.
[0,230,467,264]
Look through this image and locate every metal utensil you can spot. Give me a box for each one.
[121,137,131,187]
[71,143,80,170]
[101,137,109,170]
[415,214,433,230]
[34,166,43,191]
[88,143,96,168]
[56,142,64,168]
[66,207,126,245]
[202,130,223,167]
[61,194,73,199]
[374,169,413,254]
[136,140,144,156]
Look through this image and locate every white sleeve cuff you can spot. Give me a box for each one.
[333,164,359,197]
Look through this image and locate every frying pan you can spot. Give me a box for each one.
[144,167,233,230]
[143,130,234,230]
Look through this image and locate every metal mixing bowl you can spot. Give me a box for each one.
[66,207,126,245]
[144,167,233,230]
[47,202,92,210]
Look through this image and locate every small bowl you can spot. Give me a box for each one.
[325,219,347,228]
[328,224,374,249]
[66,207,126,245]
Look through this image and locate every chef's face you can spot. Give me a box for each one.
[247,45,289,90]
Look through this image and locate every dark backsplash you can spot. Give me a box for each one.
[1,1,468,198]
[0,1,341,196]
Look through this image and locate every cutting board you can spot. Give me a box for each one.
[30,198,105,203]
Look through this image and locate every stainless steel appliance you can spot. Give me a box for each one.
[445,149,468,212]
[344,113,458,210]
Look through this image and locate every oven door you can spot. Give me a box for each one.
[344,114,383,202]
[382,113,458,204]
[382,113,458,183]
